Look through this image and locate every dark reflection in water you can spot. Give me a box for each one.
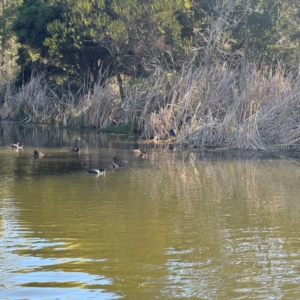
[1,123,300,299]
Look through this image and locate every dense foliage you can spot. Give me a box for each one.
[0,0,299,89]
[0,0,21,80]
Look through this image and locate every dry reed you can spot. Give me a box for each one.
[1,63,300,150]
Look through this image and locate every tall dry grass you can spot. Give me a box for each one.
[1,63,300,150]
[122,63,300,150]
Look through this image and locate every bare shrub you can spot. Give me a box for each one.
[1,62,300,151]
[122,62,300,150]
[81,81,120,128]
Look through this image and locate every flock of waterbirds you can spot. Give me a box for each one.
[7,129,176,177]
[8,142,149,177]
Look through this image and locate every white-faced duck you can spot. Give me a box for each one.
[17,143,24,150]
[87,168,106,175]
[33,150,44,158]
[9,142,19,149]
[70,147,80,153]
[140,151,148,159]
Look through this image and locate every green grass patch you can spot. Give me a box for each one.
[15,104,26,121]
[102,122,133,134]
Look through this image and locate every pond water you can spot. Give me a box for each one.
[1,123,300,299]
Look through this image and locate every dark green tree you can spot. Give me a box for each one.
[12,0,57,82]
[231,0,300,67]
[13,0,194,93]
[0,0,21,81]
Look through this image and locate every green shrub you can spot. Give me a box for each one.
[102,122,133,134]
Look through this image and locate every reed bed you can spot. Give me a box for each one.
[1,63,300,150]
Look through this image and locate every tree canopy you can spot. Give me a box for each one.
[0,0,299,88]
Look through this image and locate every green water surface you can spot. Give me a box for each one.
[1,124,300,299]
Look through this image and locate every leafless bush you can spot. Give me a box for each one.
[122,62,300,150]
[1,62,300,151]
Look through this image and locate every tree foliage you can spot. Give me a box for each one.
[3,0,300,89]
[11,0,193,89]
[0,0,21,80]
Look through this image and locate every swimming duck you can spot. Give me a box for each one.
[33,150,44,158]
[87,168,106,175]
[113,157,128,164]
[140,151,148,159]
[109,162,119,169]
[9,142,19,149]
[133,148,141,155]
[70,147,80,153]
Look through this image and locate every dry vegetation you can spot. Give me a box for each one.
[1,63,300,151]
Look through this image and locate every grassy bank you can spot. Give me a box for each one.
[1,63,300,151]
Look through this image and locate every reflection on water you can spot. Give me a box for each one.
[1,123,300,299]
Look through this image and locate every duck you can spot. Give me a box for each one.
[87,168,106,175]
[169,129,176,138]
[113,157,128,164]
[33,150,44,158]
[133,148,141,155]
[109,162,119,169]
[140,151,148,159]
[70,147,80,153]
[9,142,19,149]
